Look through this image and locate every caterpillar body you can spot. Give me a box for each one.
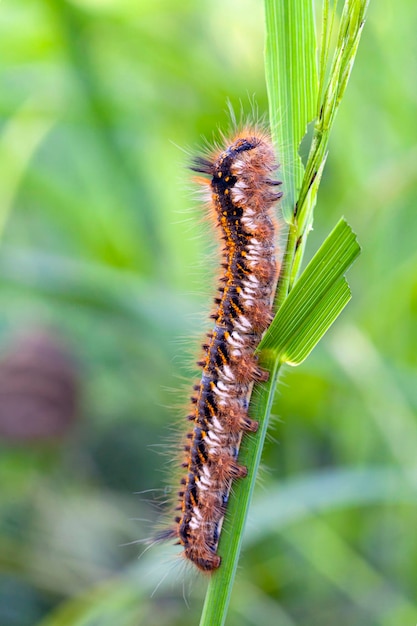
[159,128,282,572]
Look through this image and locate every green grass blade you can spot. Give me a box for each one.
[0,101,53,240]
[265,0,318,222]
[289,154,327,286]
[317,0,337,113]
[291,0,370,284]
[282,277,351,364]
[260,218,361,360]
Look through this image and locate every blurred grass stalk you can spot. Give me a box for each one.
[200,1,370,625]
[0,100,54,240]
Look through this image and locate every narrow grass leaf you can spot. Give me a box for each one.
[260,218,360,356]
[287,0,370,287]
[289,154,327,284]
[282,277,351,365]
[294,0,369,249]
[265,0,318,221]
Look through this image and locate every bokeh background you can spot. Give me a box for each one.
[0,1,416,625]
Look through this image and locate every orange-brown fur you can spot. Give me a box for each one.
[157,127,282,572]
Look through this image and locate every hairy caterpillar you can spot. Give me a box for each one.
[158,127,282,572]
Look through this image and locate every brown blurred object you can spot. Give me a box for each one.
[0,329,80,442]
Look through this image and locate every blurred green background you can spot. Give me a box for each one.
[0,1,416,625]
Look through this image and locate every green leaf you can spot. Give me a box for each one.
[265,0,318,222]
[282,277,351,365]
[291,0,370,284]
[260,218,361,360]
[289,153,327,286]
